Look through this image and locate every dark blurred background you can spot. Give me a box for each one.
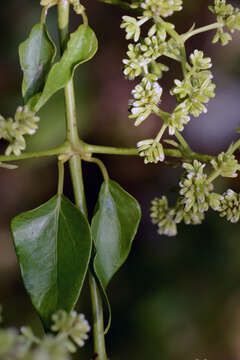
[1,0,240,359]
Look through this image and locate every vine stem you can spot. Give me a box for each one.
[174,130,192,153]
[0,142,71,163]
[0,144,215,163]
[182,22,223,42]
[57,2,108,359]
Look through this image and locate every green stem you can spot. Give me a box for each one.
[208,170,221,183]
[57,161,65,196]
[174,130,192,153]
[0,142,71,163]
[155,124,167,142]
[57,2,108,359]
[83,144,138,155]
[182,22,223,42]
[89,274,108,360]
[85,157,109,182]
[0,142,215,163]
[228,138,240,155]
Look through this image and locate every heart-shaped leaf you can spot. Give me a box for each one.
[19,23,56,104]
[11,195,92,328]
[92,180,141,290]
[35,24,98,111]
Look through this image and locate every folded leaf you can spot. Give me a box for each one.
[19,23,56,104]
[92,180,141,290]
[35,24,98,111]
[11,195,92,328]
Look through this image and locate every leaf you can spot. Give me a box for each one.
[11,195,92,328]
[92,180,141,290]
[35,24,98,111]
[19,23,56,104]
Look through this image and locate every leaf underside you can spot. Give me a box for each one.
[19,23,56,105]
[35,24,98,111]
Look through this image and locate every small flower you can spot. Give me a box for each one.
[190,50,212,71]
[141,0,183,18]
[123,43,144,80]
[121,16,148,42]
[140,35,167,59]
[166,103,190,135]
[51,310,90,350]
[211,152,240,178]
[148,23,167,40]
[0,105,40,156]
[129,76,162,125]
[150,196,177,236]
[171,70,215,117]
[174,203,205,225]
[148,61,169,79]
[137,138,165,163]
[209,192,223,211]
[165,38,182,60]
[212,28,232,45]
[209,0,240,45]
[217,189,240,223]
[179,160,213,213]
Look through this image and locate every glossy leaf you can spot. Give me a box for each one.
[92,180,141,290]
[35,24,98,111]
[19,23,56,104]
[11,195,92,327]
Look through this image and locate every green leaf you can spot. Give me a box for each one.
[35,24,98,111]
[19,23,56,104]
[92,180,141,290]
[11,195,92,328]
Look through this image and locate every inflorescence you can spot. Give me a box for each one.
[0,307,90,360]
[150,154,240,236]
[121,0,240,236]
[0,106,39,156]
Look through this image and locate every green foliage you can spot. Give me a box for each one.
[19,23,56,104]
[11,195,92,327]
[1,0,240,358]
[92,180,141,289]
[35,24,98,111]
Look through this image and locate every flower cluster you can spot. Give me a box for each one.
[0,105,39,156]
[150,151,240,236]
[129,75,162,125]
[171,50,215,118]
[123,32,167,80]
[150,196,177,236]
[137,138,165,163]
[216,189,240,223]
[141,0,183,18]
[51,310,90,351]
[0,309,90,360]
[150,160,214,236]
[179,161,213,213]
[211,152,240,178]
[166,103,190,135]
[209,0,240,45]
